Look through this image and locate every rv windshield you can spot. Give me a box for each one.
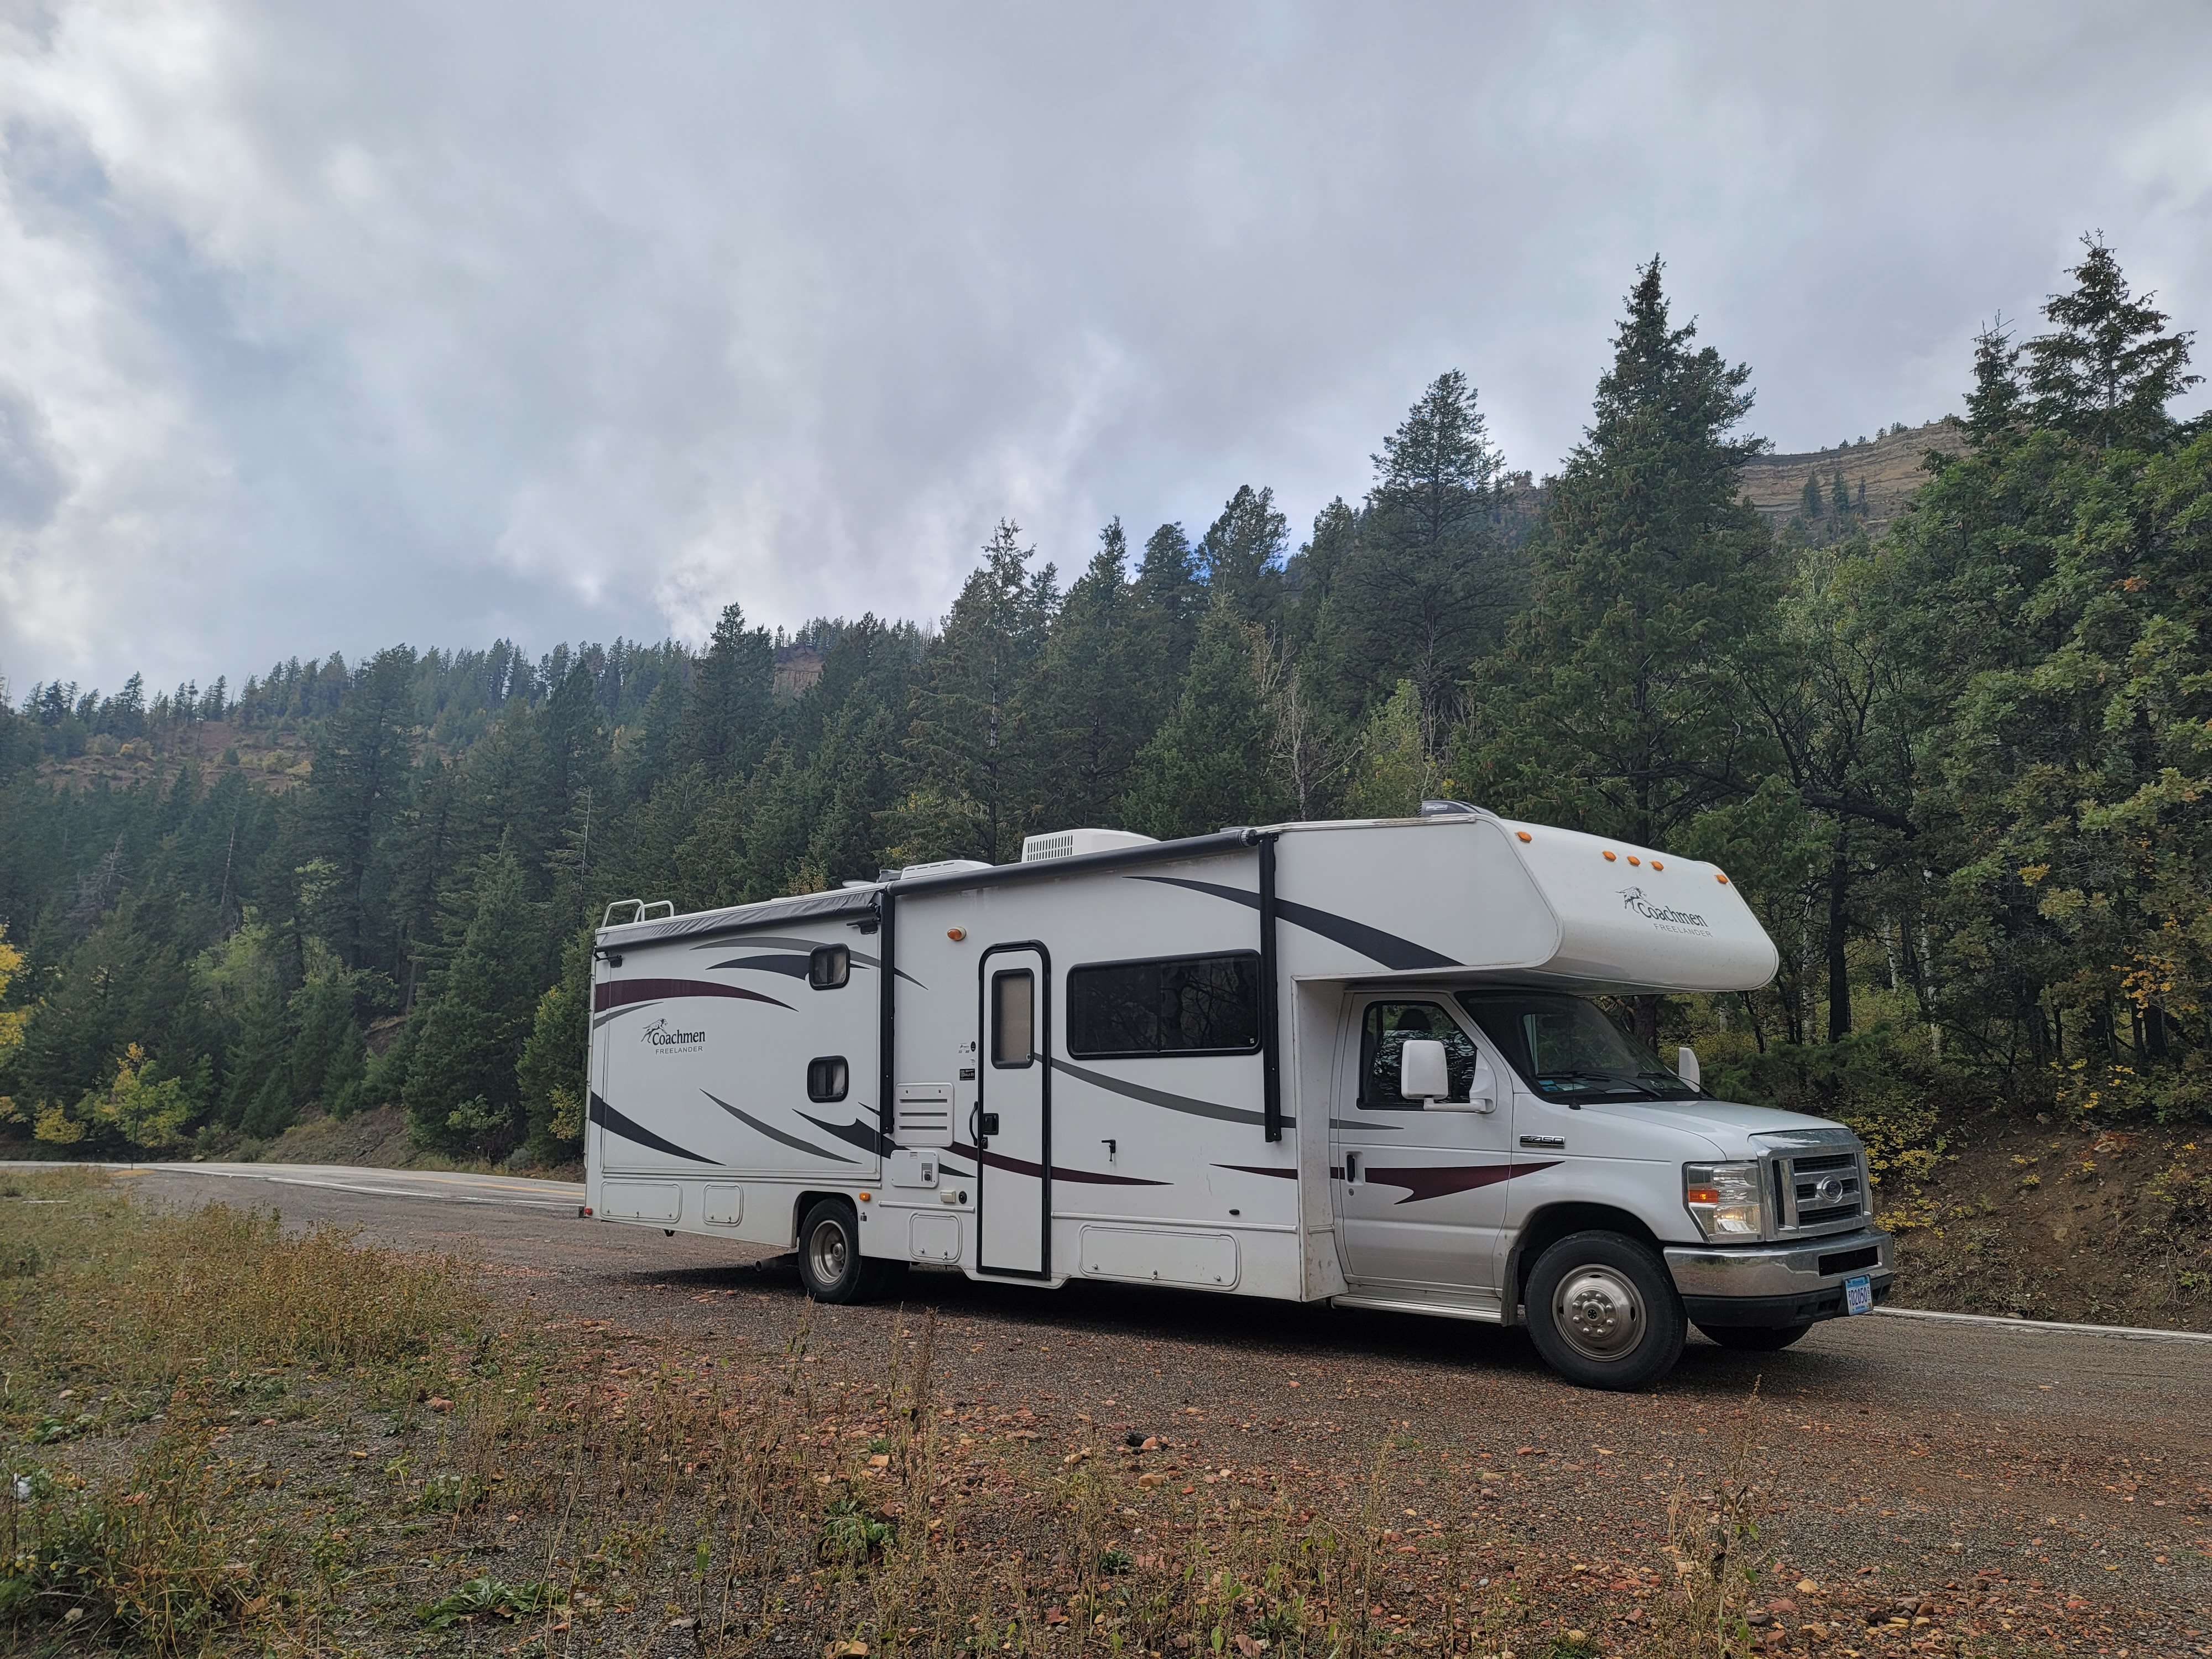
[1456,990,1702,1103]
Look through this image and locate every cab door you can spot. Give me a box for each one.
[1329,994,1512,1293]
[975,945,1051,1277]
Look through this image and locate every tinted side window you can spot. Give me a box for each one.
[1359,1001,1479,1109]
[1067,953,1260,1057]
[806,1056,849,1102]
[808,945,851,990]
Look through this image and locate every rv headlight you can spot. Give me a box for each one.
[1683,1161,1766,1240]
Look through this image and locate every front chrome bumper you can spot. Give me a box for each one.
[1663,1225,1894,1327]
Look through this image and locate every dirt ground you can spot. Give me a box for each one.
[1882,1115,2212,1333]
[111,1165,2212,1657]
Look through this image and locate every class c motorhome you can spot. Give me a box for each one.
[586,805,1894,1389]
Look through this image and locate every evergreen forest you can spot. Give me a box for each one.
[1,242,2206,1172]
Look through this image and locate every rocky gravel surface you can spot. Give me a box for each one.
[132,1166,2212,1655]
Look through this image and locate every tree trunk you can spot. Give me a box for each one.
[1826,849,1851,1042]
[1631,993,1661,1053]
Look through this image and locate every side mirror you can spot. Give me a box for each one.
[1677,1045,1702,1088]
[1399,1039,1450,1104]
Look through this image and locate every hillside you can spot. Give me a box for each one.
[1737,416,1968,531]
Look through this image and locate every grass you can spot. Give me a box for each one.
[0,1172,1876,1658]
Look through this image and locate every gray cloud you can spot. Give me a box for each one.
[1,2,2208,693]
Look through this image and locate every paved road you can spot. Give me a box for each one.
[102,1162,2212,1651]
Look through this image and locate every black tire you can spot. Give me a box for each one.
[1524,1230,1687,1391]
[1697,1321,1814,1352]
[797,1199,882,1304]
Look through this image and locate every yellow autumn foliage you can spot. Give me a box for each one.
[0,925,27,1073]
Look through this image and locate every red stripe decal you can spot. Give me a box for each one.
[1363,1160,1560,1204]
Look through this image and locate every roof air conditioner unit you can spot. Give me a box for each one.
[1020,828,1158,863]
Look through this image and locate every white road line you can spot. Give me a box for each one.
[1874,1305,2212,1345]
[53,1162,583,1212]
[254,1175,581,1210]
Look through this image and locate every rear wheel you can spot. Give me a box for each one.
[1698,1321,1814,1352]
[1524,1230,1686,1391]
[797,1199,899,1303]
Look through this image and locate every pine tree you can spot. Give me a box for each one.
[1123,599,1289,839]
[1829,467,1850,517]
[1034,520,1146,827]
[904,521,1057,862]
[671,602,774,780]
[518,922,593,1162]
[1800,472,1824,519]
[1324,371,1511,741]
[303,645,419,972]
[1461,257,1774,1045]
[1962,320,2025,445]
[401,848,545,1153]
[1197,487,1288,632]
[2024,235,2201,450]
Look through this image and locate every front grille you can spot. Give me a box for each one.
[1772,1148,1867,1236]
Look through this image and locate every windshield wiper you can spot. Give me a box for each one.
[1535,1070,1661,1098]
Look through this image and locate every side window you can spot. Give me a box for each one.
[1067,953,1260,1057]
[1359,1001,1479,1109]
[992,969,1035,1068]
[806,1055,849,1102]
[808,945,850,990]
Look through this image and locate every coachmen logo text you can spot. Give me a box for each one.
[641,1017,706,1051]
[1618,886,1711,933]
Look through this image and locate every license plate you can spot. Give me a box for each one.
[1845,1275,1874,1316]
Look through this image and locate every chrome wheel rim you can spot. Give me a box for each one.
[808,1218,851,1287]
[1553,1264,1647,1362]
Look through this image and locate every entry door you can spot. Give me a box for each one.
[977,945,1050,1277]
[1330,994,1513,1294]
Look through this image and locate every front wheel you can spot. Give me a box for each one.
[1698,1321,1813,1352]
[797,1199,899,1303]
[1524,1230,1686,1391]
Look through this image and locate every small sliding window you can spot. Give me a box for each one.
[1067,951,1260,1059]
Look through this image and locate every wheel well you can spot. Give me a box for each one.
[1507,1203,1663,1306]
[792,1190,854,1248]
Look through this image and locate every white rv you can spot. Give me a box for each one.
[586,805,1893,1389]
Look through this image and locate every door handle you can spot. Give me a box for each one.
[978,1112,1000,1138]
[1343,1151,1360,1184]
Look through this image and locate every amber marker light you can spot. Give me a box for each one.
[947,927,966,941]
[1650,860,1663,870]
[1602,850,1617,862]
[858,1191,872,1203]
[1715,873,1730,884]
[1627,855,1641,865]
[1516,830,1532,842]
[1683,1183,1721,1207]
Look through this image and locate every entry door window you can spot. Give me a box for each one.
[1359,1001,1479,1108]
[992,969,1035,1068]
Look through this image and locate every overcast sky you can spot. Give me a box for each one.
[2,3,2208,697]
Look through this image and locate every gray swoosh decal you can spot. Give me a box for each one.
[701,1089,858,1164]
[691,934,924,987]
[1130,876,1459,971]
[589,1092,714,1164]
[1049,1057,1292,1130]
[707,953,812,978]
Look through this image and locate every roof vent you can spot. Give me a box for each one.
[1418,799,1486,818]
[1021,828,1159,863]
